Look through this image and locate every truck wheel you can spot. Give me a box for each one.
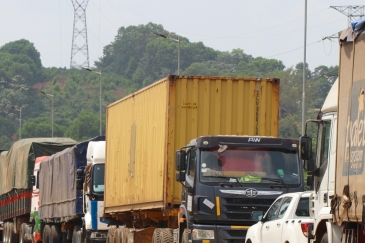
[152,228,162,243]
[8,222,18,243]
[51,225,61,243]
[320,233,328,243]
[160,229,173,243]
[72,226,81,243]
[43,225,51,243]
[181,229,190,243]
[3,222,8,243]
[62,231,71,243]
[19,223,26,243]
[121,228,129,243]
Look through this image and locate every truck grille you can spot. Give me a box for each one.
[226,230,246,237]
[220,197,274,221]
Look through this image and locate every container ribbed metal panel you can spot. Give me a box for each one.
[105,75,280,213]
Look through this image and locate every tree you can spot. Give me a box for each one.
[0,39,42,83]
[65,111,100,141]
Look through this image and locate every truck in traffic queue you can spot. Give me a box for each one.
[0,138,77,243]
[37,136,109,243]
[103,75,305,243]
[299,20,365,243]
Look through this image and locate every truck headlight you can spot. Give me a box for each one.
[90,232,107,239]
[192,229,214,240]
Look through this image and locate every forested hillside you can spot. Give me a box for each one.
[0,23,337,149]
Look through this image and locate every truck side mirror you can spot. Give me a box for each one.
[175,171,185,182]
[176,150,186,171]
[30,175,36,186]
[76,168,85,190]
[306,175,314,187]
[299,136,312,160]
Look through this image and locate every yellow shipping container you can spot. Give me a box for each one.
[104,75,279,214]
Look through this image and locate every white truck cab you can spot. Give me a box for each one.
[300,79,342,243]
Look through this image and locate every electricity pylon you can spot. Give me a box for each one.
[330,5,365,27]
[70,0,90,69]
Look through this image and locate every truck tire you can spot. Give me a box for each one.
[51,225,61,243]
[181,229,190,243]
[43,225,51,243]
[3,222,8,243]
[106,228,115,243]
[62,231,71,243]
[19,223,26,243]
[160,229,173,243]
[8,222,18,243]
[320,233,328,243]
[152,228,162,243]
[72,226,81,243]
[121,228,129,243]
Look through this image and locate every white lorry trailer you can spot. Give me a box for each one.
[299,19,365,243]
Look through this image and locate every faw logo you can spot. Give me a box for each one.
[248,138,261,142]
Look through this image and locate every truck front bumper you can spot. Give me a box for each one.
[85,230,108,243]
[190,224,249,243]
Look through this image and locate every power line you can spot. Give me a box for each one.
[179,7,330,40]
[266,40,321,59]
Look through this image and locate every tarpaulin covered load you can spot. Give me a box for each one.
[0,138,76,195]
[0,138,76,220]
[39,136,105,222]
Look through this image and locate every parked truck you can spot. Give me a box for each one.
[0,138,76,243]
[103,75,305,243]
[299,19,365,243]
[37,136,109,243]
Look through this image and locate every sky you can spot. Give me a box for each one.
[1,0,364,71]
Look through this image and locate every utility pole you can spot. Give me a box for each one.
[302,0,307,135]
[153,32,180,75]
[330,5,365,27]
[41,91,54,137]
[70,0,90,69]
[10,106,22,140]
[82,67,102,135]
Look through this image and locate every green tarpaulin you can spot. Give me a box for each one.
[0,138,76,196]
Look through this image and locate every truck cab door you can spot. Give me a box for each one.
[184,149,196,211]
[313,114,336,216]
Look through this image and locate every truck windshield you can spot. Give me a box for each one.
[200,148,299,184]
[92,164,105,193]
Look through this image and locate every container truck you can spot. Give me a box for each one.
[37,136,109,243]
[0,138,76,243]
[103,75,305,243]
[299,21,365,243]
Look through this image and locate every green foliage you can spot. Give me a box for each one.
[0,39,42,83]
[65,111,101,141]
[0,23,338,149]
[0,135,12,150]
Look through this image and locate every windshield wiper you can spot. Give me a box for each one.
[203,175,244,187]
[260,177,287,188]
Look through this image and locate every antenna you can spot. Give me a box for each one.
[330,5,365,27]
[70,0,90,69]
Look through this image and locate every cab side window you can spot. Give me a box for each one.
[187,149,196,179]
